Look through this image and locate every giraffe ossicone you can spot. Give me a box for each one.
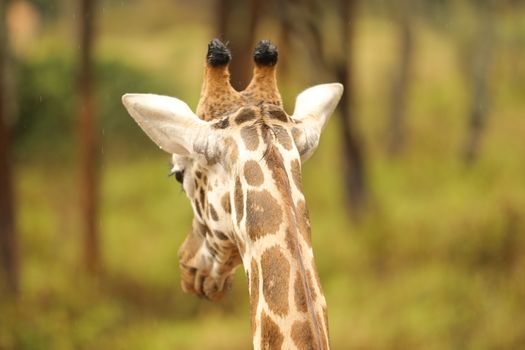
[122,39,343,350]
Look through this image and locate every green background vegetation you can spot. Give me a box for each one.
[1,0,525,349]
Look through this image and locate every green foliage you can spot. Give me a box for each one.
[14,55,75,159]
[3,1,525,349]
[27,0,61,21]
[14,55,168,161]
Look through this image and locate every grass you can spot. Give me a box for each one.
[2,1,525,349]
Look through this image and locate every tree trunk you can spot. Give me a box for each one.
[216,0,262,91]
[336,0,367,218]
[78,0,100,275]
[464,5,494,165]
[276,0,326,80]
[275,0,293,76]
[280,0,368,218]
[387,0,413,157]
[0,0,19,296]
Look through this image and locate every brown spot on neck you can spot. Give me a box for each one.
[263,143,289,200]
[209,204,219,221]
[284,226,297,257]
[250,258,259,336]
[237,238,246,257]
[294,272,308,313]
[243,160,264,186]
[224,137,239,163]
[214,230,228,240]
[267,105,289,123]
[234,107,258,125]
[246,190,282,241]
[194,198,202,219]
[291,320,315,350]
[260,246,290,317]
[296,199,312,246]
[240,125,260,151]
[221,192,231,214]
[290,159,302,192]
[234,177,244,224]
[260,311,284,350]
[273,125,293,150]
[199,188,205,211]
[212,117,230,129]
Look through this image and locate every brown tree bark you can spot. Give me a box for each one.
[387,0,414,157]
[216,0,262,91]
[278,0,368,218]
[276,0,325,79]
[464,3,494,165]
[78,0,100,274]
[0,0,19,296]
[335,0,367,217]
[275,0,292,76]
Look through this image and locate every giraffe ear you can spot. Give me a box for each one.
[291,83,343,161]
[122,94,212,156]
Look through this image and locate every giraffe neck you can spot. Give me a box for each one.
[245,240,329,350]
[238,140,329,349]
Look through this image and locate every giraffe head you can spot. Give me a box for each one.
[122,40,342,343]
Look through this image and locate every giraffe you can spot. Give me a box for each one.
[122,39,343,350]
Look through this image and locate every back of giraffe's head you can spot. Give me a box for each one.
[122,38,343,164]
[121,39,343,302]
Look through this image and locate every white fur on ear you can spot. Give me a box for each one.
[122,94,210,155]
[291,83,343,161]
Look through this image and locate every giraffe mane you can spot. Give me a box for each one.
[260,122,325,350]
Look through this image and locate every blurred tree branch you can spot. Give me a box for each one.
[276,0,326,79]
[279,0,368,219]
[387,0,414,157]
[463,1,495,164]
[334,0,367,218]
[78,0,100,275]
[0,0,19,296]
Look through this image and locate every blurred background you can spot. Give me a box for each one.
[1,0,525,349]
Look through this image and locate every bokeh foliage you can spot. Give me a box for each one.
[1,0,525,349]
[14,55,168,161]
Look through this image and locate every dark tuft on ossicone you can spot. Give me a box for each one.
[254,40,278,66]
[207,39,231,67]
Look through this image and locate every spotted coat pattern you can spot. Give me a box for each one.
[168,40,330,350]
